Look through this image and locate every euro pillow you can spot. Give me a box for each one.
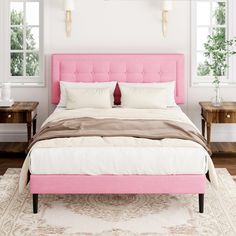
[58,81,117,107]
[66,87,112,109]
[120,86,168,109]
[119,81,176,107]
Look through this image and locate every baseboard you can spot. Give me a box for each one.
[0,130,236,143]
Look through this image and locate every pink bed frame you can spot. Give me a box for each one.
[30,54,205,214]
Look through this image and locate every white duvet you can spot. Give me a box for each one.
[19,107,218,192]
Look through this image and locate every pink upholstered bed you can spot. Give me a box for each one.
[30,54,206,214]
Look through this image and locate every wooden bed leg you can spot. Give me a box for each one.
[199,194,204,213]
[33,194,38,214]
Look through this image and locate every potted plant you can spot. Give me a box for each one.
[203,32,236,106]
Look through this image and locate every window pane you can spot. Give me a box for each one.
[26,52,39,76]
[11,53,23,76]
[197,2,210,25]
[11,27,23,50]
[26,27,39,50]
[197,27,210,51]
[10,2,24,25]
[9,1,41,81]
[197,52,210,76]
[26,2,39,25]
[213,2,226,26]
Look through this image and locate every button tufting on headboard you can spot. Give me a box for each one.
[52,54,184,104]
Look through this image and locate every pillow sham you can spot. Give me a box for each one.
[58,81,117,107]
[119,81,176,107]
[66,87,112,109]
[120,86,168,109]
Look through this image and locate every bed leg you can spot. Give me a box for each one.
[33,194,38,214]
[198,194,204,213]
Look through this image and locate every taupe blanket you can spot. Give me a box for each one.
[28,117,211,155]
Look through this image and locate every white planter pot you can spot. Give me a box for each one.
[2,83,11,101]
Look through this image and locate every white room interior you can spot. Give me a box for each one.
[1,1,236,234]
[0,0,236,142]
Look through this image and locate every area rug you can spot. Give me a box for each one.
[0,169,236,236]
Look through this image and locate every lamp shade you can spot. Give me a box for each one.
[64,0,74,11]
[162,0,173,11]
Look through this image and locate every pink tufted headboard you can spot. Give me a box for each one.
[51,54,184,104]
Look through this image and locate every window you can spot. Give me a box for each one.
[191,0,235,86]
[1,0,43,86]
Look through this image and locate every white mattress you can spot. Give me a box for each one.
[29,107,209,175]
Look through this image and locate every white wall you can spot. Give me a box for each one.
[1,0,236,142]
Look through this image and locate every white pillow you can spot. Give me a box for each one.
[120,87,168,109]
[119,81,176,107]
[66,87,112,109]
[58,81,117,107]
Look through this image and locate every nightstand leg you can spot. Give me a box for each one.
[27,122,32,142]
[201,119,205,137]
[33,118,37,135]
[206,123,211,144]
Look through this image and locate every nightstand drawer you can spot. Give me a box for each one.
[202,110,218,123]
[219,111,236,123]
[0,112,26,123]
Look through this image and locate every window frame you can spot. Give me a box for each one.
[191,0,236,87]
[1,0,44,87]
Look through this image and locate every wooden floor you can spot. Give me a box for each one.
[0,142,236,176]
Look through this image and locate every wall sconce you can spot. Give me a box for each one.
[162,0,172,37]
[64,0,75,37]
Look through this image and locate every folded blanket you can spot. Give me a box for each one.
[28,117,211,155]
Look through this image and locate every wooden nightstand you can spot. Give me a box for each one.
[199,102,236,145]
[0,101,39,142]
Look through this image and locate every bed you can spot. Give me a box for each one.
[19,54,216,214]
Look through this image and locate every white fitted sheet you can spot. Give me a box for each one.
[29,107,209,175]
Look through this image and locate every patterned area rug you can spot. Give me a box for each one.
[0,169,236,236]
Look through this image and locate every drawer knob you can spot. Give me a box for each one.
[8,114,12,118]
[226,114,231,118]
